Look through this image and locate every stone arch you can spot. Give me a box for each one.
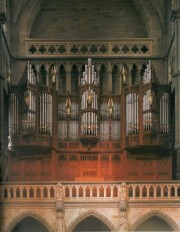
[130,210,179,231]
[12,0,164,56]
[68,210,115,232]
[4,211,55,232]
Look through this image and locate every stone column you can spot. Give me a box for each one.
[56,183,66,232]
[118,182,128,232]
[172,6,180,179]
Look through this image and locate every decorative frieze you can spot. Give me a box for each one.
[26,39,153,57]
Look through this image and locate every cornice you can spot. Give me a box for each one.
[128,202,180,207]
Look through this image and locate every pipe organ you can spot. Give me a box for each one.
[160,92,169,134]
[39,93,52,135]
[9,92,19,135]
[126,92,139,135]
[124,61,171,154]
[80,59,99,146]
[8,62,53,155]
[58,99,79,141]
[7,58,172,181]
[100,100,121,141]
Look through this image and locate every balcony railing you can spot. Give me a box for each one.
[1,182,180,203]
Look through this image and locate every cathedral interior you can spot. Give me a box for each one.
[0,0,180,231]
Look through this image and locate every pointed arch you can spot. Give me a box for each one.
[58,64,66,94]
[68,210,115,232]
[130,210,179,232]
[112,64,120,95]
[99,64,107,95]
[71,64,78,95]
[4,211,55,232]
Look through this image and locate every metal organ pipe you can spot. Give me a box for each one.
[143,94,146,130]
[30,64,32,84]
[126,94,129,135]
[11,93,14,134]
[10,93,15,135]
[80,59,99,138]
[136,95,138,134]
[50,95,52,135]
[165,93,168,134]
[160,93,169,134]
[134,94,136,132]
[130,93,132,134]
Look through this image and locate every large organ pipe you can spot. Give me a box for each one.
[130,93,132,134]
[126,94,128,135]
[12,93,14,134]
[128,93,130,134]
[80,59,99,144]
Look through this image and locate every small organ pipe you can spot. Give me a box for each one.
[29,64,32,84]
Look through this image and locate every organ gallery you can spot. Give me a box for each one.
[7,58,172,181]
[2,1,180,231]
